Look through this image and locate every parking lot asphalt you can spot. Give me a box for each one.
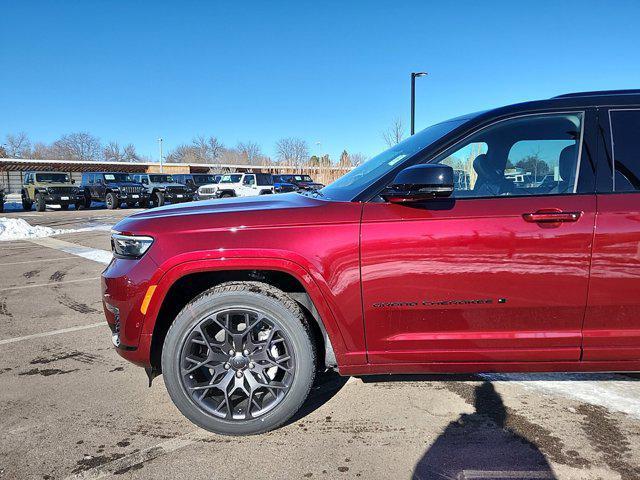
[1,208,640,480]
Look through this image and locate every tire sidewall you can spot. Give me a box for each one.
[162,289,315,436]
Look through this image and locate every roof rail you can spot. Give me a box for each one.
[553,89,640,99]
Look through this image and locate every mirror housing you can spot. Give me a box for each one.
[382,164,454,203]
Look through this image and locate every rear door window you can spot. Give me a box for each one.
[610,109,640,192]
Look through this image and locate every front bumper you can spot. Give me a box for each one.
[101,253,160,367]
[43,193,84,204]
[116,192,149,202]
[164,192,193,202]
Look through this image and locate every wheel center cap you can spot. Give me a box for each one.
[230,353,248,370]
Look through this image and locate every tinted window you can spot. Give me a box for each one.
[610,110,640,192]
[192,174,215,185]
[431,113,583,198]
[150,174,174,183]
[219,174,242,183]
[104,173,133,182]
[243,175,255,185]
[255,173,273,185]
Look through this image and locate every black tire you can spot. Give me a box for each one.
[106,192,118,210]
[78,191,90,210]
[153,191,165,207]
[60,204,69,211]
[220,192,233,198]
[162,281,317,436]
[35,193,46,212]
[22,193,33,211]
[140,197,149,208]
[126,202,136,208]
[0,201,4,213]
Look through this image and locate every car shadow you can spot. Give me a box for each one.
[284,370,349,426]
[411,380,557,480]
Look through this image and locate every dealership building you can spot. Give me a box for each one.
[0,158,350,193]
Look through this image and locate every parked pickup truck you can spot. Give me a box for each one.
[199,172,275,199]
[21,172,83,211]
[81,172,148,210]
[102,89,640,436]
[132,174,194,207]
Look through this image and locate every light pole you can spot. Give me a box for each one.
[410,72,428,135]
[158,138,164,173]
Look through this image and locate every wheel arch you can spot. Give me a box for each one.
[147,264,342,374]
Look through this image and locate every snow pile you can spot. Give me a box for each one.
[0,217,63,241]
[0,217,112,241]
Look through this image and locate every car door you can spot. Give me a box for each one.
[241,174,256,196]
[582,107,640,361]
[361,110,597,365]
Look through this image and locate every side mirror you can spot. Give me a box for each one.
[381,164,454,204]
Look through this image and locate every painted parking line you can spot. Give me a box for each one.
[29,237,112,265]
[0,256,81,267]
[0,277,100,292]
[0,322,105,346]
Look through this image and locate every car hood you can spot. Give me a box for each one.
[114,192,337,233]
[35,183,76,188]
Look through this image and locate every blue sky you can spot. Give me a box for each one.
[2,0,639,163]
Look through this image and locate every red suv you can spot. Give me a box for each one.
[103,90,640,435]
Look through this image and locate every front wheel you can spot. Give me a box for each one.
[35,193,46,212]
[105,192,118,209]
[162,281,317,436]
[153,191,165,207]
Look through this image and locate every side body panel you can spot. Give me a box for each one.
[583,107,640,360]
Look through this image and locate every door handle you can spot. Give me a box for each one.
[523,208,582,223]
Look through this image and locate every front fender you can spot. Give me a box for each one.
[142,253,361,367]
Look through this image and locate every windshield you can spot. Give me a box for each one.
[36,173,69,183]
[219,174,242,183]
[193,174,217,185]
[149,174,175,183]
[104,173,133,183]
[320,118,469,201]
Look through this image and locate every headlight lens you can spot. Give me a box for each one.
[111,233,154,258]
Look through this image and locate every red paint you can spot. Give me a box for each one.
[583,193,640,361]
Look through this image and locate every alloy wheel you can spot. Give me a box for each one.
[179,308,295,420]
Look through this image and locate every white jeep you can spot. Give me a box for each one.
[199,173,275,199]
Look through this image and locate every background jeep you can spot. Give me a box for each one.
[133,174,194,207]
[81,172,148,210]
[213,173,275,198]
[21,172,82,212]
[173,173,221,199]
[275,174,324,191]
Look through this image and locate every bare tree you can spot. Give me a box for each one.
[192,135,224,163]
[350,152,367,166]
[338,150,352,168]
[275,137,309,166]
[4,132,31,158]
[103,141,141,162]
[382,118,405,147]
[52,132,102,160]
[236,141,262,164]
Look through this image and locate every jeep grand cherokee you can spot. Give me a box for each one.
[102,90,640,435]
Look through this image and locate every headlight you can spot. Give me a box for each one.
[111,233,154,258]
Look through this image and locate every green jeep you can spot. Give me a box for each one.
[21,172,83,212]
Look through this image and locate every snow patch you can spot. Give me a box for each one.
[0,217,112,242]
